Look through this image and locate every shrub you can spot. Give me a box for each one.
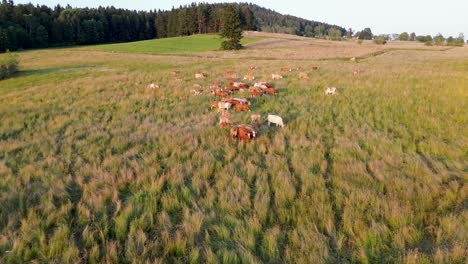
[0,51,19,79]
[373,36,387,45]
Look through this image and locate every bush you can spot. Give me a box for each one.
[373,36,387,45]
[0,51,19,79]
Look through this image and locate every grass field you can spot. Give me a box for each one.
[84,34,264,54]
[0,33,467,263]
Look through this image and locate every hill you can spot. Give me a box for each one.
[0,1,345,52]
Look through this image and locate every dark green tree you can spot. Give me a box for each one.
[399,32,409,41]
[410,32,416,41]
[220,5,243,50]
[35,25,48,47]
[358,28,373,40]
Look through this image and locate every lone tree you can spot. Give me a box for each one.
[220,6,243,50]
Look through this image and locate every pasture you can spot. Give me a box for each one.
[0,32,467,263]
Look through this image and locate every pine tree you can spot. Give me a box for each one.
[220,5,242,50]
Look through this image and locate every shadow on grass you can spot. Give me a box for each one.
[13,66,92,79]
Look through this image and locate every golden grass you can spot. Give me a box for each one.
[0,35,467,263]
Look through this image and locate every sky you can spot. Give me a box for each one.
[15,0,468,39]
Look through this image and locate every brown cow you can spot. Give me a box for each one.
[193,83,203,89]
[249,90,263,98]
[311,66,319,71]
[232,82,249,89]
[280,67,292,72]
[299,72,309,79]
[249,66,257,71]
[231,125,256,141]
[210,101,219,109]
[226,85,239,92]
[224,70,238,78]
[234,103,250,112]
[264,87,277,95]
[222,98,250,106]
[171,71,180,76]
[211,90,230,97]
[353,69,360,76]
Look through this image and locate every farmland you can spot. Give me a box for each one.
[0,32,467,263]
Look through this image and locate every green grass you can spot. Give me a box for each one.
[85,34,264,54]
[0,37,467,263]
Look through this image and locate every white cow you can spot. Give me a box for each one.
[146,83,160,89]
[267,114,284,128]
[325,87,339,95]
[254,82,271,89]
[271,74,283,80]
[218,102,232,111]
[195,73,207,79]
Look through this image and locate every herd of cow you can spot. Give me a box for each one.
[146,65,344,141]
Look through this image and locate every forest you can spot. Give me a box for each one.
[0,1,346,52]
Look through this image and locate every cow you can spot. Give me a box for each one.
[325,87,339,95]
[210,84,221,90]
[244,75,255,81]
[191,89,202,96]
[171,71,180,76]
[280,67,292,72]
[232,98,251,105]
[219,116,231,128]
[195,73,208,79]
[211,90,230,97]
[223,98,250,106]
[249,90,263,98]
[218,102,232,111]
[267,114,284,128]
[263,87,277,95]
[249,66,257,71]
[234,103,250,112]
[193,83,203,89]
[146,83,160,89]
[353,69,360,76]
[210,101,219,109]
[226,85,239,92]
[232,82,249,89]
[311,66,319,71]
[224,70,238,79]
[231,125,256,141]
[251,114,262,123]
[226,78,236,83]
[254,82,272,89]
[272,74,283,80]
[299,72,309,79]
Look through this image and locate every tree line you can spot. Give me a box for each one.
[0,1,346,52]
[353,28,465,46]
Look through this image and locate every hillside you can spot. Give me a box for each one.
[0,34,467,262]
[0,1,345,52]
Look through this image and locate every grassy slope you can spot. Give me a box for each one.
[0,38,467,263]
[85,34,264,54]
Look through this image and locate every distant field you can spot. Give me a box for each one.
[85,34,264,54]
[0,35,467,263]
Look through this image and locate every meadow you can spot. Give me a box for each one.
[0,32,467,263]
